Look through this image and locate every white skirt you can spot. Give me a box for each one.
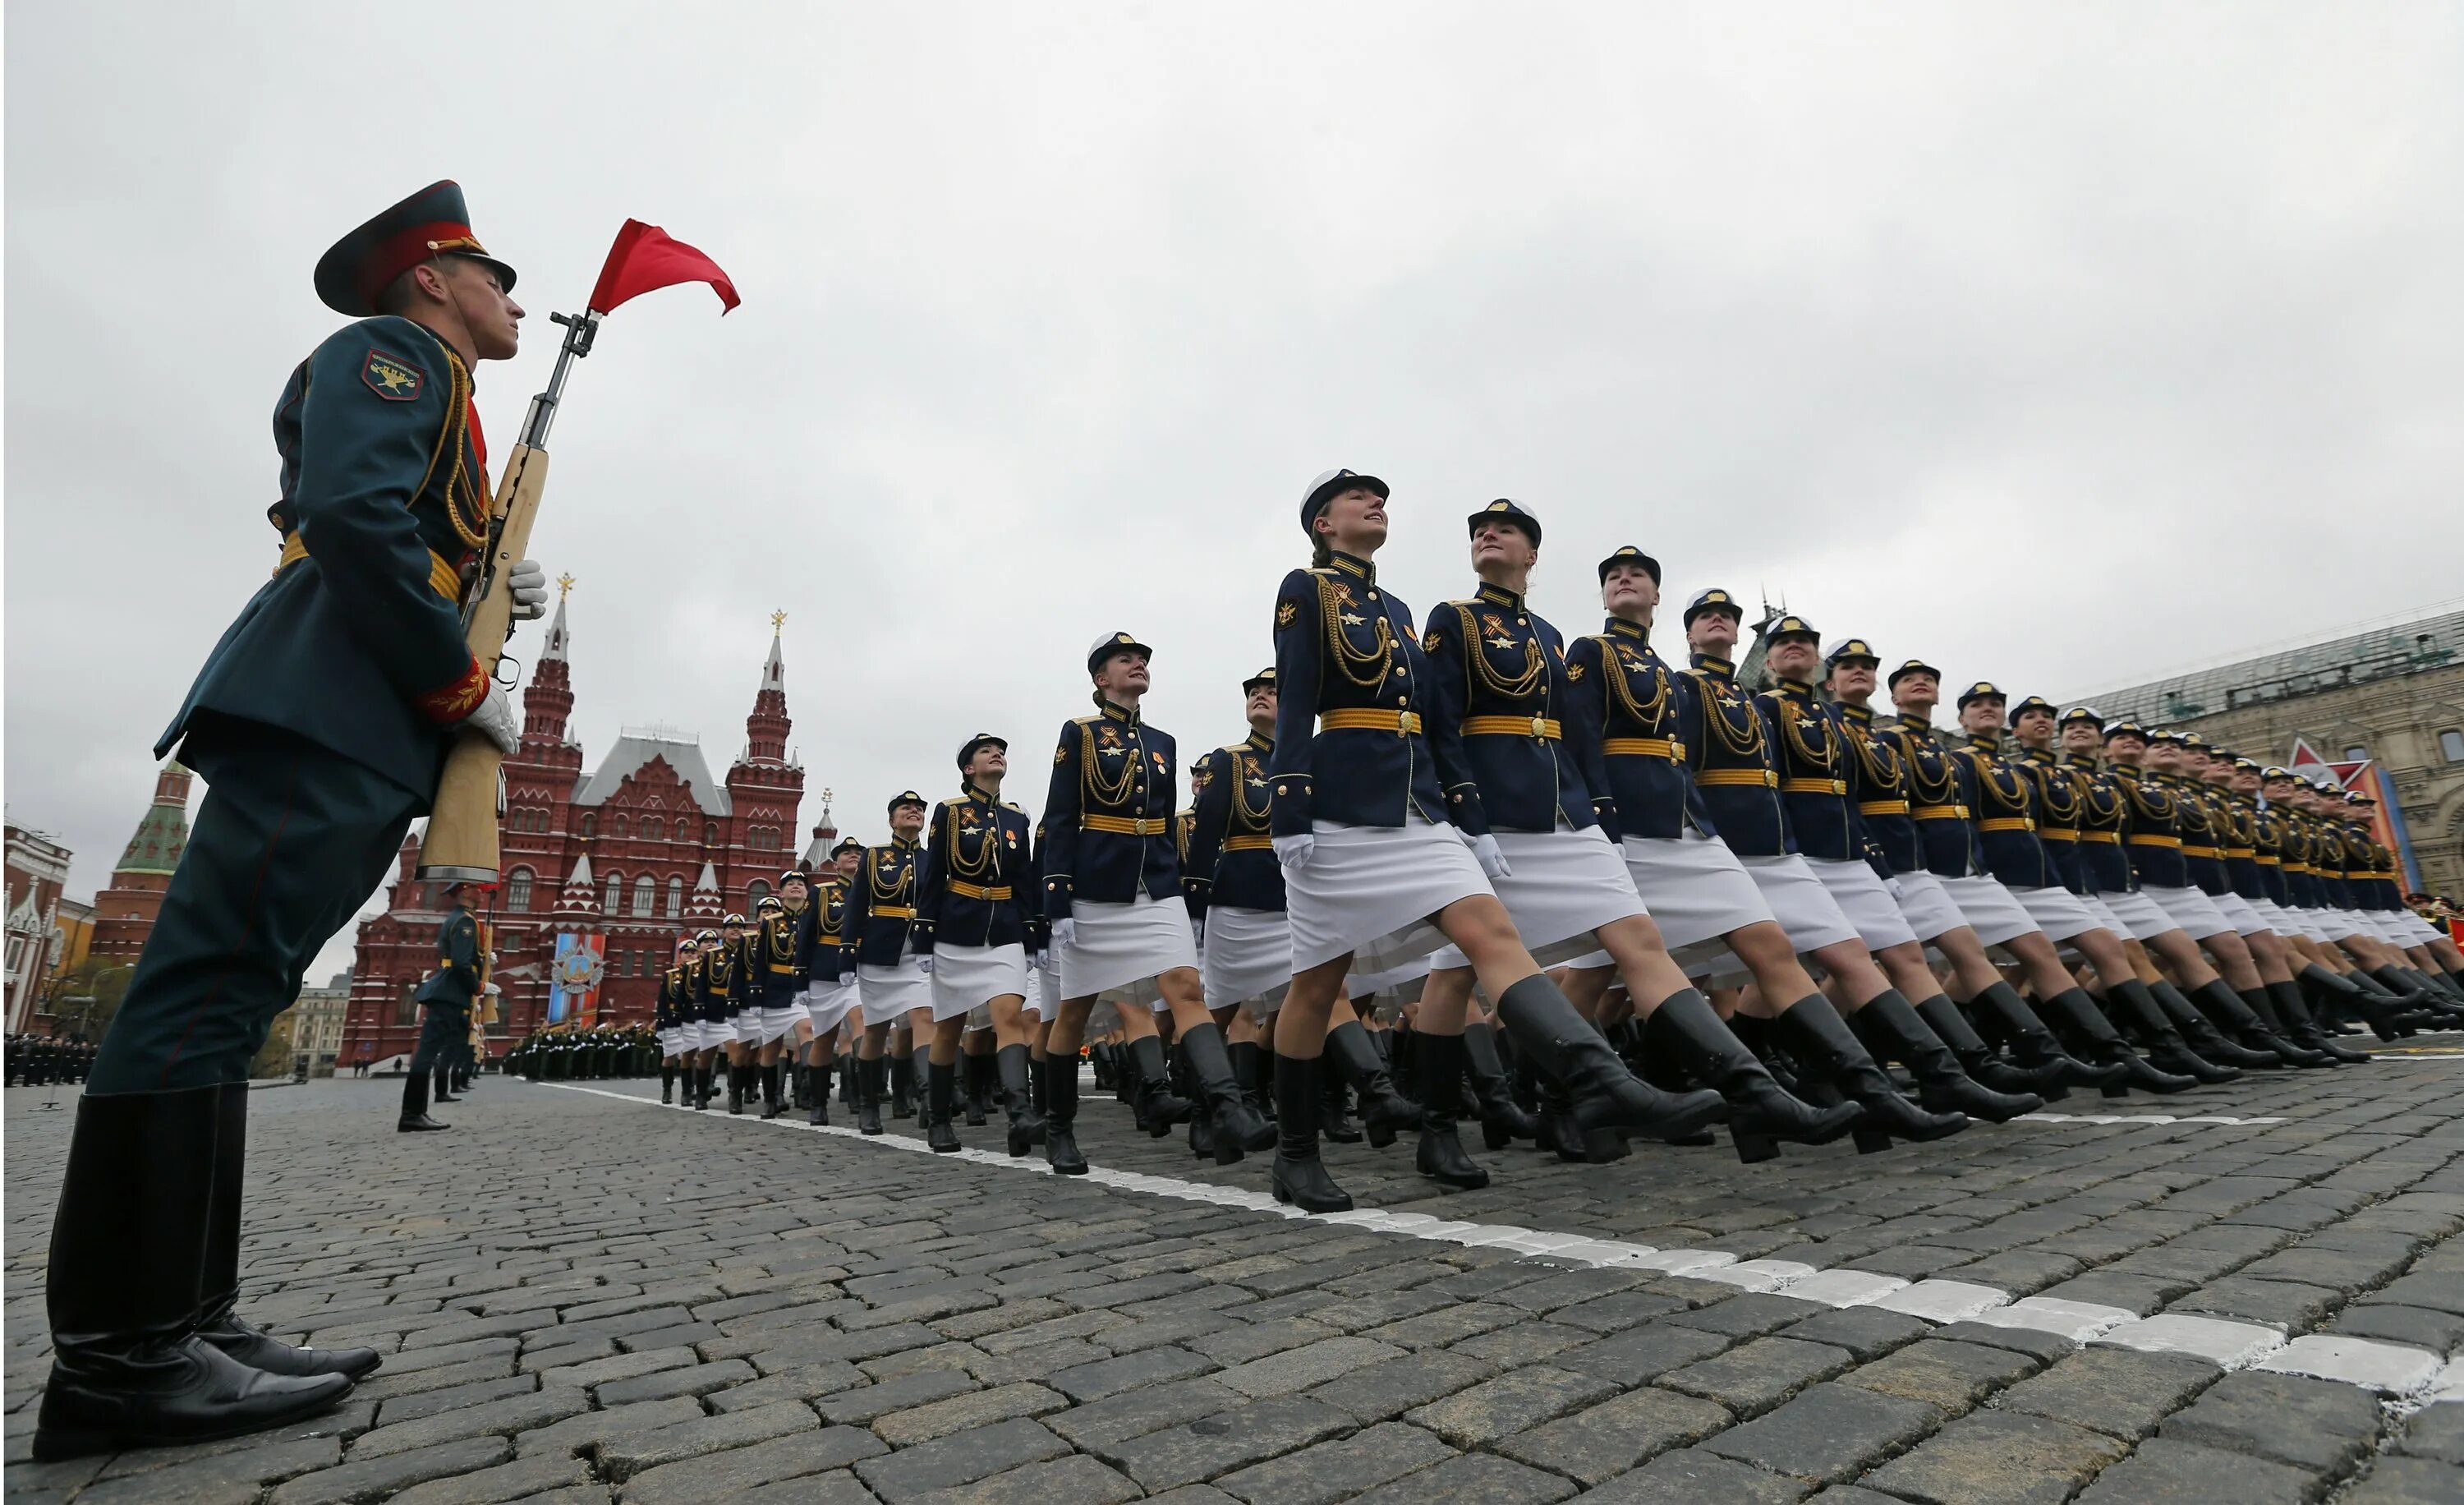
[1032,950,1058,1019]
[1804,857,1921,951]
[1202,904,1292,1016]
[804,976,861,1034]
[1286,812,1493,973]
[657,1027,687,1056]
[1426,825,1647,969]
[1620,830,1774,951]
[1889,870,1969,943]
[2290,906,2342,943]
[758,1006,803,1043]
[2212,891,2272,938]
[1060,891,1199,1006]
[931,942,1027,1023]
[860,957,931,1020]
[1738,854,1862,953]
[2400,910,2447,945]
[1938,874,2043,947]
[2142,885,2234,940]
[2089,885,2177,941]
[2007,881,2103,942]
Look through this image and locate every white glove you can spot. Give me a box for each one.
[507,559,549,621]
[1050,918,1078,954]
[916,955,935,976]
[1274,833,1316,871]
[460,681,522,756]
[1470,833,1511,880]
[484,982,502,996]
[1192,916,1206,946]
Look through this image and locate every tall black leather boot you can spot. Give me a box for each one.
[2303,966,2404,1040]
[1182,1023,1274,1163]
[1044,1056,1088,1175]
[2267,981,2372,1063]
[35,1087,354,1461]
[659,1065,675,1105]
[1322,1066,1361,1144]
[1970,983,2124,1090]
[1493,976,1728,1144]
[1644,992,1860,1163]
[925,1061,963,1152]
[1911,994,2062,1098]
[890,1053,916,1118]
[199,1085,380,1381]
[2033,987,2200,1094]
[2148,980,2280,1068]
[2103,980,2240,1084]
[1271,1055,1353,1213]
[963,1049,992,1127]
[1462,1021,1540,1149]
[2206,983,2335,1067]
[807,1057,833,1125]
[1413,1033,1490,1190]
[1229,1038,1272,1129]
[998,1043,1046,1157]
[398,1065,447,1132]
[857,1057,885,1135]
[724,1063,746,1114]
[1847,992,2043,1121]
[1130,1035,1196,1137]
[1324,1022,1418,1148]
[759,1061,784,1119]
[1768,997,1967,1152]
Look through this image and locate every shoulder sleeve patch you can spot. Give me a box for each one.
[1277,599,1299,629]
[362,348,424,401]
[1423,628,1443,654]
[1565,660,1584,681]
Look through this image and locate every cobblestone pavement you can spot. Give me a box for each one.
[11,1042,2464,1505]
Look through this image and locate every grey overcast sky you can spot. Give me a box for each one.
[7,4,2462,983]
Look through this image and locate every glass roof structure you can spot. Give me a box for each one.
[2073,610,2464,726]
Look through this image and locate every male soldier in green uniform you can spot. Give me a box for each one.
[401,881,485,1130]
[34,182,549,1462]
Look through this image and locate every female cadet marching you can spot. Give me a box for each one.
[1183,668,1294,1153]
[845,794,932,1127]
[750,881,811,1118]
[913,734,1046,1156]
[1408,503,1859,1187]
[1042,636,1271,1174]
[797,845,864,1126]
[654,936,692,1104]
[1264,469,1735,1213]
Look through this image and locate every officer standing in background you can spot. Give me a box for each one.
[34,182,552,1461]
[401,880,485,1130]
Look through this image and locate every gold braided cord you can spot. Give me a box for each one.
[2118,770,2175,823]
[1318,576,1395,691]
[1078,720,1140,808]
[1777,698,1837,773]
[1600,641,1671,728]
[1229,747,1271,828]
[1694,675,1767,757]
[1845,724,1905,794]
[946,799,1000,879]
[1965,748,2030,815]
[867,846,914,904]
[1454,604,1546,702]
[420,348,490,550]
[1897,729,1961,808]
[2031,762,2081,824]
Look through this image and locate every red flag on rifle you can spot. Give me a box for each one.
[588,219,741,315]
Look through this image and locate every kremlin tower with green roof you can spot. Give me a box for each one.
[89,762,195,964]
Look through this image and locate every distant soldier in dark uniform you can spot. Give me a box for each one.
[798,845,863,1126]
[400,879,482,1130]
[655,937,692,1103]
[752,881,810,1117]
[848,794,931,1121]
[34,182,550,1461]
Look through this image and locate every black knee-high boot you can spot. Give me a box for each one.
[201,1085,381,1379]
[2030,988,2200,1094]
[963,1049,992,1126]
[1911,994,2062,1098]
[2302,965,2405,1040]
[34,1087,354,1461]
[890,1053,916,1118]
[2265,981,2373,1063]
[1129,1036,1195,1136]
[659,1064,675,1105]
[1044,1055,1087,1175]
[1847,991,2044,1121]
[1322,1022,1418,1148]
[1413,1033,1489,1190]
[2146,979,2280,1068]
[1229,1039,1271,1128]
[1643,992,1861,1163]
[1491,976,1729,1144]
[1968,983,2123,1089]
[926,1060,962,1152]
[1182,1023,1273,1164]
[2206,983,2334,1067]
[1462,1021,1539,1149]
[807,1056,834,1125]
[2102,980,2240,1084]
[999,1043,1046,1157]
[761,1061,786,1118]
[1271,1054,1351,1213]
[1767,996,1967,1151]
[857,1056,885,1135]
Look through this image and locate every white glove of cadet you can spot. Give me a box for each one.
[507,559,549,621]
[916,955,935,976]
[1470,832,1512,880]
[1050,918,1078,954]
[459,681,522,757]
[1192,915,1206,946]
[1273,833,1316,872]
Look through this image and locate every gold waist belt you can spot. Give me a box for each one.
[277,530,462,602]
[2083,831,2122,845]
[1698,769,1779,789]
[1602,738,1683,760]
[2129,835,2182,849]
[1914,805,1970,821]
[1781,777,1847,795]
[2183,845,2223,860]
[1323,709,1423,734]
[1462,715,1561,740]
[1978,817,2036,834]
[1223,834,1273,852]
[871,905,915,920]
[2226,848,2256,860]
[2257,856,2282,866]
[2042,829,2079,841]
[946,881,1013,901]
[1083,814,1171,836]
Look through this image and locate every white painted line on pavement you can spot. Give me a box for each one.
[527,1077,2448,1406]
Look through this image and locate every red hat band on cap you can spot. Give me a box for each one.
[358,220,490,306]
